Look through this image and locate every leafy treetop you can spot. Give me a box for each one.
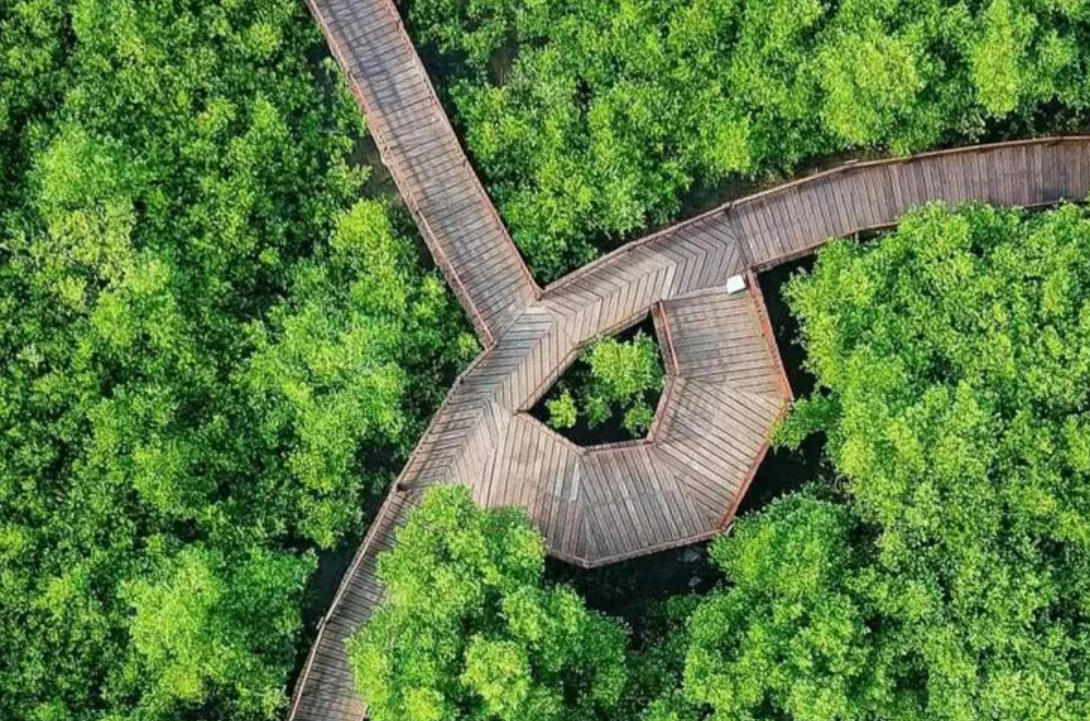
[348,485,630,721]
[547,330,665,438]
[0,2,473,719]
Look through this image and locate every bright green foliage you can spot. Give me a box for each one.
[623,404,656,437]
[546,331,665,437]
[585,332,665,434]
[122,544,312,718]
[588,333,664,405]
[246,200,476,547]
[347,486,629,721]
[545,391,579,429]
[410,0,1090,279]
[0,1,471,719]
[968,0,1037,115]
[681,496,876,721]
[783,202,1090,720]
[667,202,1090,720]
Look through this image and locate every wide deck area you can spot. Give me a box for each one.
[291,0,1090,719]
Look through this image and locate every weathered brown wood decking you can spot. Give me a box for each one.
[304,0,538,344]
[291,3,1090,719]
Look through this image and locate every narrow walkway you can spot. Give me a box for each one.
[295,5,1090,720]
[305,0,538,344]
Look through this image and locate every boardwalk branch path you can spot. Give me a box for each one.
[305,0,538,344]
[292,1,1090,719]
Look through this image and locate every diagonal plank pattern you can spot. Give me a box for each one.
[292,3,1090,718]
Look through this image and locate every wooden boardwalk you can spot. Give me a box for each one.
[304,0,538,344]
[292,3,1090,718]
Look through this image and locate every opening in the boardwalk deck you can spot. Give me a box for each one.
[530,313,667,446]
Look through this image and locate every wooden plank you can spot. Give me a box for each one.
[307,0,538,348]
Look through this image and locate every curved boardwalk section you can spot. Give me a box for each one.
[729,139,1090,268]
[540,138,1090,338]
[305,0,538,344]
[289,135,1090,721]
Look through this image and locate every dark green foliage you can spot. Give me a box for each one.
[0,1,472,719]
[545,331,665,439]
[348,485,630,721]
[409,0,1090,280]
[666,202,1090,720]
[621,597,701,721]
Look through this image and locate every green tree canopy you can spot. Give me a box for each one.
[778,202,1090,720]
[663,202,1090,721]
[0,1,471,719]
[409,0,1090,280]
[681,496,878,721]
[546,330,665,437]
[348,486,630,721]
[246,199,476,547]
[121,544,312,718]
